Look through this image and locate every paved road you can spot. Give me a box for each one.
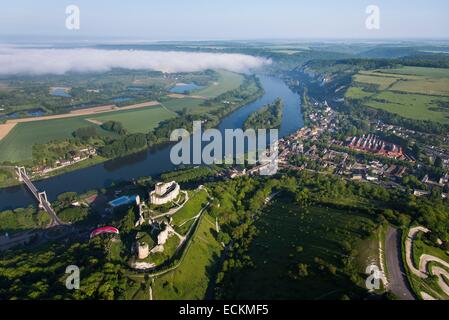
[385,226,415,300]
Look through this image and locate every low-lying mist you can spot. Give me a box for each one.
[0,47,271,75]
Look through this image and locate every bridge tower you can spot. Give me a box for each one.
[16,166,27,182]
[38,191,48,208]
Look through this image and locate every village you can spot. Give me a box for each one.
[230,99,449,200]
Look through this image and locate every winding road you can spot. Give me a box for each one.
[406,226,449,298]
[385,226,415,300]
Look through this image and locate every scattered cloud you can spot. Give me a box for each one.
[0,48,271,75]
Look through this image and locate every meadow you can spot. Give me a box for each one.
[354,73,399,90]
[172,189,209,235]
[149,211,222,300]
[195,70,244,98]
[91,105,175,133]
[160,97,217,115]
[223,197,378,300]
[379,66,449,78]
[346,66,449,124]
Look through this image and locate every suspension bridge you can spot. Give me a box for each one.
[15,167,64,227]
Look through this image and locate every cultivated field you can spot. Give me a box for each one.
[346,66,449,124]
[379,66,449,78]
[91,106,175,134]
[166,93,206,99]
[354,73,399,90]
[161,97,222,115]
[0,104,173,162]
[0,70,244,163]
[195,70,244,98]
[0,123,16,141]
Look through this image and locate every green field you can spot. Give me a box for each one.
[222,197,378,300]
[0,70,244,163]
[363,91,449,123]
[346,66,449,124]
[0,106,174,162]
[195,70,244,98]
[172,189,209,235]
[390,78,449,97]
[151,212,222,300]
[378,66,449,78]
[354,73,399,90]
[345,87,375,100]
[161,97,219,115]
[92,106,175,133]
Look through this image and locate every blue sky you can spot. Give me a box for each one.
[1,0,448,40]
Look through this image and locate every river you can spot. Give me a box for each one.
[0,75,303,210]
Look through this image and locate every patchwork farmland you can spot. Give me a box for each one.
[0,70,245,163]
[346,66,449,124]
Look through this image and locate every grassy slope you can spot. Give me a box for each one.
[150,212,222,300]
[172,189,209,235]
[226,198,377,300]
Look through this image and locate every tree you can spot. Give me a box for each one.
[121,209,136,234]
[435,156,444,169]
[412,144,421,158]
[101,121,127,135]
[73,126,97,140]
[57,192,78,205]
[297,263,309,278]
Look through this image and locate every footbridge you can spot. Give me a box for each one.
[16,167,64,227]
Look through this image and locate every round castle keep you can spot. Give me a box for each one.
[149,181,180,205]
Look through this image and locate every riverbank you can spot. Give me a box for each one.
[0,156,109,189]
[0,76,302,211]
[0,84,264,190]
